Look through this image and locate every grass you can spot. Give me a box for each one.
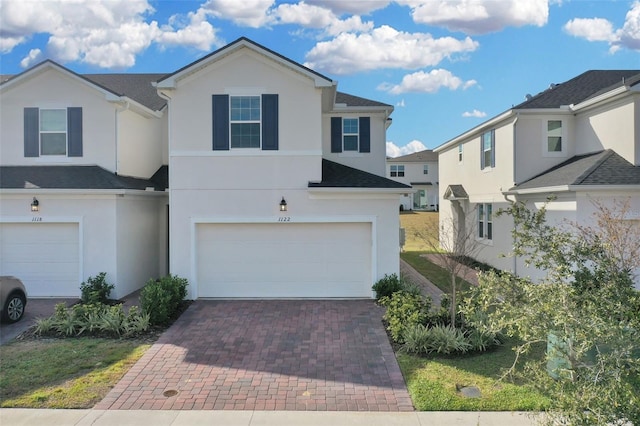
[397,339,552,411]
[0,338,151,408]
[401,251,474,294]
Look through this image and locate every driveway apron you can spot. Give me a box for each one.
[96,300,413,411]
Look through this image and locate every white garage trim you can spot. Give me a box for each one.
[190,216,377,299]
[0,216,83,297]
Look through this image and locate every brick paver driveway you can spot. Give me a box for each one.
[96,300,413,411]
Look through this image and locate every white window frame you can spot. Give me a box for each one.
[342,118,359,152]
[229,95,262,149]
[482,130,493,170]
[423,164,429,175]
[458,144,463,163]
[40,108,67,156]
[477,203,493,241]
[542,119,566,157]
[390,165,405,177]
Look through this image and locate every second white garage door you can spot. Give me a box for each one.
[196,222,372,298]
[0,223,80,297]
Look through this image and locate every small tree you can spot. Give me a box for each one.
[417,203,482,326]
[463,198,640,425]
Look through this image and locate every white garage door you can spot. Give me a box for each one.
[0,223,80,297]
[197,222,372,298]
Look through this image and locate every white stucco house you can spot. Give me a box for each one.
[386,150,439,211]
[434,70,640,288]
[0,37,409,300]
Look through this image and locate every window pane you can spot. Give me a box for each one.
[484,150,492,168]
[423,165,428,174]
[231,123,260,148]
[41,133,67,155]
[548,137,562,152]
[487,204,492,220]
[344,135,358,151]
[487,222,492,240]
[548,120,562,135]
[343,118,358,134]
[40,109,66,131]
[483,132,492,150]
[230,96,260,121]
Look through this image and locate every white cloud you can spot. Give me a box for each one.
[398,0,549,34]
[201,0,275,27]
[615,1,640,51]
[304,25,478,74]
[462,109,487,118]
[386,140,427,158]
[0,0,222,69]
[274,2,373,36]
[20,48,42,68]
[563,2,640,53]
[564,18,615,42]
[380,69,477,94]
[307,0,390,15]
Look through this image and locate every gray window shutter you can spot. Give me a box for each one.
[24,108,39,157]
[490,129,496,168]
[67,107,83,157]
[359,117,370,153]
[261,94,278,150]
[212,94,229,150]
[331,117,342,153]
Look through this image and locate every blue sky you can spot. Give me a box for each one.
[2,1,639,157]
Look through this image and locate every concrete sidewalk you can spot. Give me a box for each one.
[0,409,540,425]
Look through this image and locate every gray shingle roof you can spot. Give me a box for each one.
[0,166,168,191]
[335,92,391,108]
[309,160,411,189]
[387,150,438,162]
[84,74,167,111]
[443,185,468,200]
[515,70,640,109]
[511,150,640,191]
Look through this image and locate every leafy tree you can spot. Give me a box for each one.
[463,198,640,425]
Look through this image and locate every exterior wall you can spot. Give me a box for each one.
[0,69,117,171]
[117,109,164,178]
[0,193,166,298]
[115,195,165,298]
[170,188,400,299]
[322,112,389,176]
[513,112,575,184]
[575,97,636,164]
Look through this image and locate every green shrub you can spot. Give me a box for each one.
[402,324,472,355]
[380,291,430,343]
[466,328,504,352]
[80,273,115,305]
[372,274,404,300]
[140,275,188,326]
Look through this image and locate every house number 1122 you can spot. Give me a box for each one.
[278,217,291,222]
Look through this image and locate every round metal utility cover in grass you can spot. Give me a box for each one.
[458,385,481,398]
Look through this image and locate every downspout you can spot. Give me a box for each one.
[510,113,519,275]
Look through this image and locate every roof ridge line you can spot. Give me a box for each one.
[574,149,614,184]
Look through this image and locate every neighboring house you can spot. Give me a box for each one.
[435,70,640,288]
[0,37,409,299]
[387,150,439,211]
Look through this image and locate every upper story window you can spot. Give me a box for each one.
[390,165,404,177]
[544,119,566,156]
[24,107,83,158]
[342,118,359,151]
[481,129,495,169]
[458,144,463,163]
[478,203,493,241]
[331,117,370,154]
[40,109,67,155]
[212,94,278,151]
[423,164,429,175]
[230,96,261,148]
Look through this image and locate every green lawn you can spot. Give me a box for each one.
[401,251,474,294]
[0,338,150,408]
[398,339,551,411]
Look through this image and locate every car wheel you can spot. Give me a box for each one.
[2,292,26,323]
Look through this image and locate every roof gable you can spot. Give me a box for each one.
[156,37,334,89]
